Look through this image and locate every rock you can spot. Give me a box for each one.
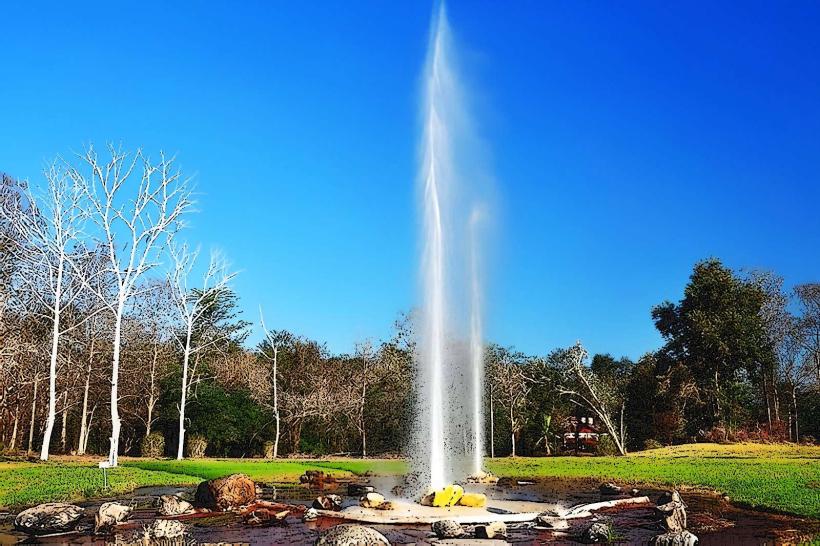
[496,477,516,487]
[655,490,687,532]
[359,492,386,508]
[432,519,464,539]
[301,470,325,484]
[313,494,343,511]
[536,514,569,531]
[456,492,487,507]
[14,503,85,535]
[94,502,132,533]
[315,523,390,546]
[650,530,699,546]
[599,482,623,495]
[630,488,641,496]
[475,521,507,539]
[140,519,186,540]
[419,492,435,506]
[581,521,612,543]
[194,473,256,511]
[157,494,194,516]
[466,471,499,484]
[303,507,319,521]
[374,501,395,511]
[348,483,374,496]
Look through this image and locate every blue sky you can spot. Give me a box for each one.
[1,2,819,359]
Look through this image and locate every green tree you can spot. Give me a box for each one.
[652,258,775,435]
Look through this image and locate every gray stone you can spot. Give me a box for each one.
[141,519,186,540]
[650,530,699,546]
[313,494,343,511]
[348,483,374,496]
[599,482,622,495]
[14,503,85,535]
[315,523,390,546]
[655,490,687,532]
[432,519,464,538]
[303,507,319,521]
[475,521,507,539]
[157,494,194,516]
[94,502,132,532]
[581,521,612,543]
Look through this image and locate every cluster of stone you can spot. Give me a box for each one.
[650,490,699,546]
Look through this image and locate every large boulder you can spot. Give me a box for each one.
[432,519,464,539]
[14,503,85,534]
[94,502,132,533]
[157,494,194,516]
[194,473,256,511]
[315,524,390,546]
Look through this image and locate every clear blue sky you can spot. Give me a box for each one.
[2,2,819,359]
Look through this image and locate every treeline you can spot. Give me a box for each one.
[1,148,818,460]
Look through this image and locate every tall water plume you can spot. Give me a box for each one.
[412,3,491,491]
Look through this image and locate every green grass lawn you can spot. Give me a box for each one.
[485,443,820,518]
[0,444,817,519]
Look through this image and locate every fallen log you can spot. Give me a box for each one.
[560,496,652,519]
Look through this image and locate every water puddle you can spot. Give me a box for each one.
[0,477,816,545]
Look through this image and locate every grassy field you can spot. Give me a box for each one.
[0,444,817,518]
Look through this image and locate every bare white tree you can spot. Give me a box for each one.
[557,341,628,456]
[258,308,290,459]
[69,144,194,466]
[0,162,99,460]
[169,244,236,460]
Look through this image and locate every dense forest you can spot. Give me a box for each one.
[1,149,818,461]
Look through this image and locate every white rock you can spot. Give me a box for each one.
[315,524,390,545]
[14,503,84,534]
[359,492,386,508]
[95,502,132,532]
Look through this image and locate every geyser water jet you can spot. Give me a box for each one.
[412,3,491,491]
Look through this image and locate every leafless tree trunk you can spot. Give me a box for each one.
[145,343,160,438]
[489,388,495,458]
[60,390,68,452]
[509,405,516,457]
[791,384,799,442]
[259,310,290,460]
[558,342,627,456]
[10,404,19,451]
[1,163,93,461]
[77,344,92,455]
[27,374,39,454]
[70,144,193,466]
[170,244,236,460]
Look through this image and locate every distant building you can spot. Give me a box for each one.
[562,416,601,452]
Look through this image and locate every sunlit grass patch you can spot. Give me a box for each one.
[0,461,198,508]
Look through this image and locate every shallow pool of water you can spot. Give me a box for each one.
[1,477,817,545]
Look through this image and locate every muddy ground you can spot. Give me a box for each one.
[0,477,817,545]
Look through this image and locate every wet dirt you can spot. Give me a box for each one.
[0,477,817,545]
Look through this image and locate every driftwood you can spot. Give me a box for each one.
[560,496,652,519]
